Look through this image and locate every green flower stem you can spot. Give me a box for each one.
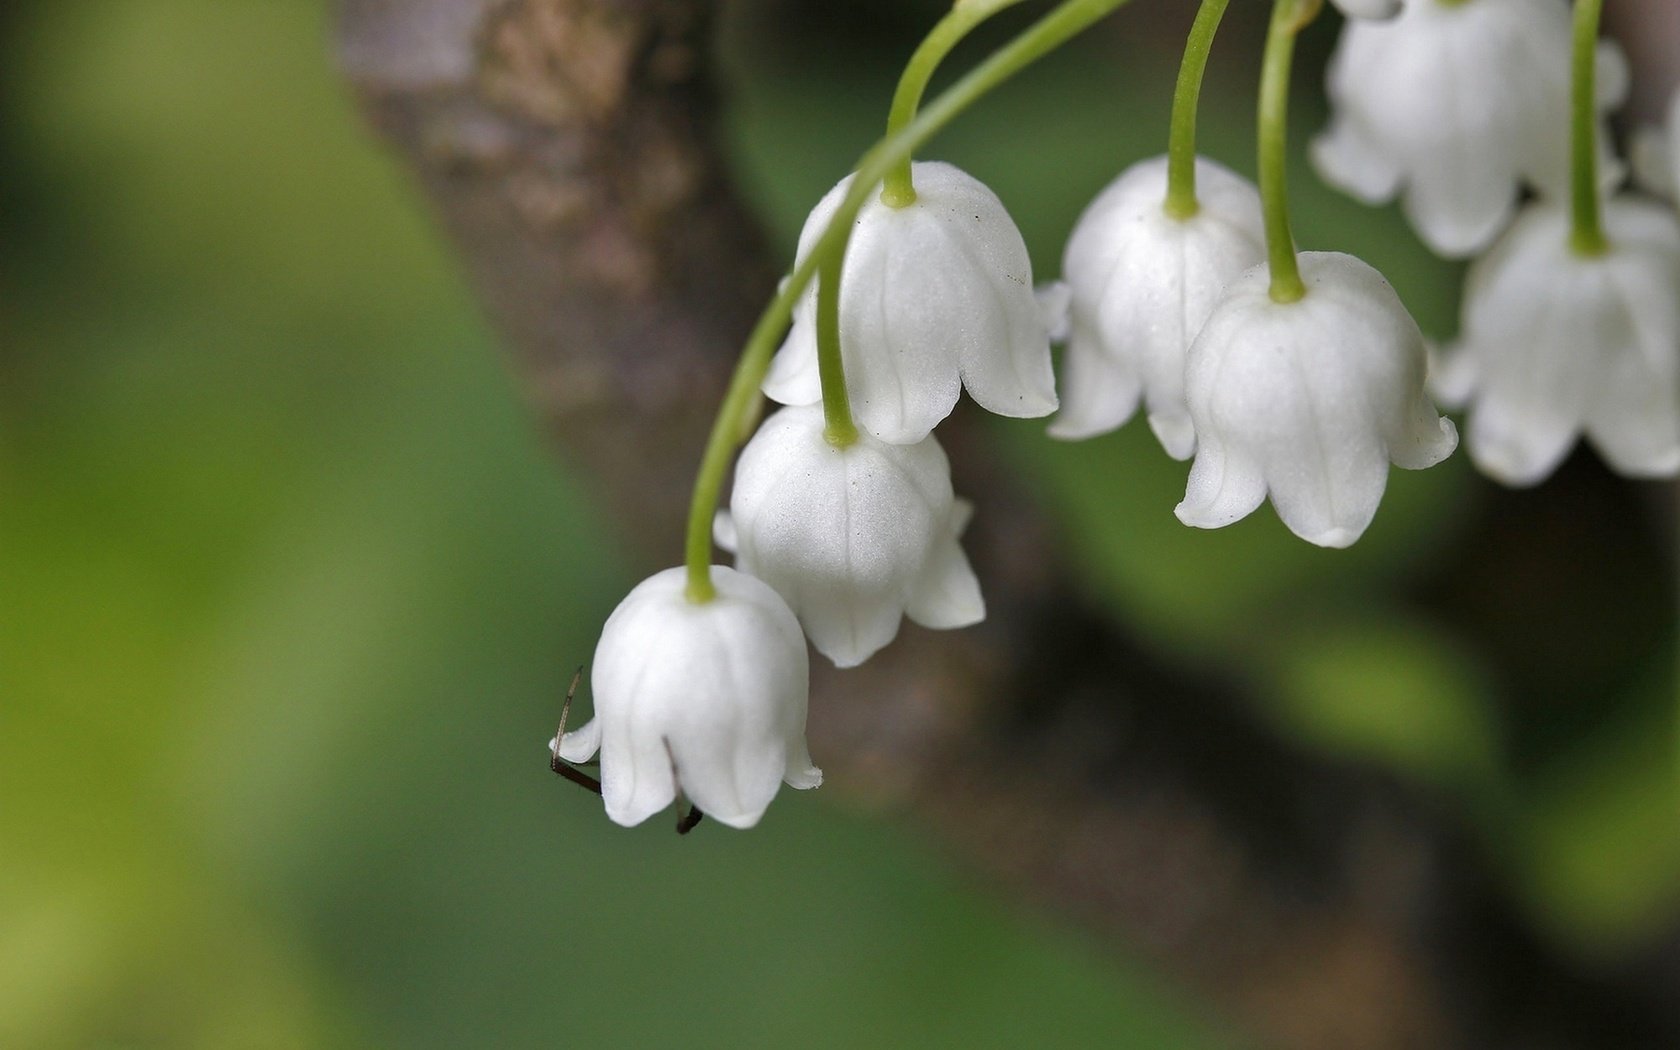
[1164,0,1231,220]
[814,235,858,447]
[881,0,1033,208]
[1258,0,1317,304]
[830,2,1032,451]
[683,0,1134,603]
[1569,0,1608,256]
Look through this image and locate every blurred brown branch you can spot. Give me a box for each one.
[335,3,1677,1047]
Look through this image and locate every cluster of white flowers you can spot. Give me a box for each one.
[556,158,1055,829]
[552,0,1680,831]
[1051,152,1459,547]
[1317,0,1680,486]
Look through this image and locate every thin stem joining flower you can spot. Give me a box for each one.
[1164,0,1231,219]
[881,0,1032,208]
[1258,0,1316,303]
[813,235,858,448]
[1050,0,1262,453]
[1568,0,1607,256]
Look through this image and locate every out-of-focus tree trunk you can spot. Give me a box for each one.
[336,3,1680,1048]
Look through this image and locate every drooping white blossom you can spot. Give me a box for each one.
[1631,85,1679,200]
[717,403,983,668]
[1441,199,1680,485]
[1051,155,1266,456]
[763,161,1057,445]
[1311,0,1629,258]
[553,566,822,829]
[1176,252,1459,547]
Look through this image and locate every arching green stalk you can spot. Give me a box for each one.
[830,5,1030,462]
[1568,0,1608,256]
[881,0,1034,208]
[1164,0,1232,220]
[1258,0,1318,304]
[683,0,1135,603]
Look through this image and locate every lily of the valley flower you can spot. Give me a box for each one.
[763,160,1057,445]
[1442,199,1680,485]
[718,403,984,669]
[553,566,822,829]
[1311,0,1628,257]
[1052,155,1266,456]
[1176,251,1459,547]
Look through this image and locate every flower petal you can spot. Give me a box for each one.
[800,595,906,670]
[1036,280,1073,343]
[1310,116,1403,206]
[1387,401,1459,471]
[667,719,786,830]
[1047,319,1142,440]
[1401,144,1518,258]
[1147,411,1198,463]
[712,509,738,553]
[1467,385,1582,487]
[781,736,824,791]
[960,329,1059,421]
[905,505,985,631]
[556,717,602,764]
[763,310,823,407]
[1265,435,1391,548]
[841,219,965,441]
[1175,438,1267,530]
[1428,341,1477,409]
[1586,380,1680,477]
[599,713,679,828]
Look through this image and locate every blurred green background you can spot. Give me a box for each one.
[2,1,1675,1047]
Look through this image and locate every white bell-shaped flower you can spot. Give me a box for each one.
[1311,0,1629,257]
[1631,86,1679,200]
[1443,199,1680,485]
[763,161,1057,445]
[717,403,984,669]
[1176,252,1459,547]
[1051,155,1266,456]
[554,566,822,829]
